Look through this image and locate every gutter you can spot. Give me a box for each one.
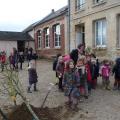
[68,0,71,53]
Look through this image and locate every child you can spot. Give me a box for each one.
[56,55,64,91]
[76,56,88,98]
[63,59,80,111]
[85,55,92,94]
[0,51,6,72]
[27,60,38,93]
[112,58,120,90]
[91,58,99,89]
[52,53,61,85]
[99,59,111,90]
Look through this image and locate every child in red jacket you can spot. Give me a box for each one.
[0,51,6,72]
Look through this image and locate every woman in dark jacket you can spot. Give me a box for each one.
[19,52,24,70]
[70,44,85,65]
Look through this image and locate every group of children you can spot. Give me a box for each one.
[53,53,120,110]
[0,47,38,72]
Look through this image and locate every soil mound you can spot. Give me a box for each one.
[8,103,65,120]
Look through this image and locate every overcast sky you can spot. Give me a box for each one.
[0,0,67,32]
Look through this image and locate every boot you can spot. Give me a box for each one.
[113,86,118,90]
[34,85,38,92]
[27,87,32,93]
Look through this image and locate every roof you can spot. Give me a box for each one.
[0,31,34,41]
[23,5,68,32]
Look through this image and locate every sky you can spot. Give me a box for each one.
[0,0,67,32]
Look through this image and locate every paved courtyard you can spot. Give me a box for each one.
[1,60,120,120]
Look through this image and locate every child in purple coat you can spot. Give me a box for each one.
[27,60,38,93]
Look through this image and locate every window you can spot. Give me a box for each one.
[76,0,85,11]
[37,30,42,48]
[44,28,50,48]
[95,19,106,47]
[53,24,61,47]
[94,0,104,4]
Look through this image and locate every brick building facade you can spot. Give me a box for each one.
[24,6,68,58]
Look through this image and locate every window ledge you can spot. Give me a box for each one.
[44,47,50,49]
[75,8,85,14]
[93,46,107,50]
[92,1,107,8]
[37,48,42,50]
[54,46,61,49]
[116,47,120,50]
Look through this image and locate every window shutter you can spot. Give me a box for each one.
[49,27,53,48]
[60,24,65,50]
[35,32,38,49]
[42,30,45,48]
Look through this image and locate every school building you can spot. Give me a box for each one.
[0,31,34,56]
[24,6,69,58]
[69,0,120,60]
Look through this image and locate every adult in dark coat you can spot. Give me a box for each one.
[112,58,120,90]
[70,44,85,65]
[32,51,38,66]
[19,52,24,70]
[13,49,19,70]
[27,51,33,66]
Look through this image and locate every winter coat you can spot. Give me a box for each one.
[32,53,38,60]
[91,64,99,80]
[100,65,111,77]
[77,66,86,86]
[63,69,80,98]
[53,58,58,71]
[28,68,38,84]
[56,62,64,78]
[112,64,120,79]
[27,53,32,61]
[0,55,6,64]
[9,55,14,64]
[19,55,24,63]
[85,63,92,82]
[13,53,19,64]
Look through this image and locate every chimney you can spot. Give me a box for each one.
[51,9,54,13]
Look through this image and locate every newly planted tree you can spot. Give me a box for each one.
[0,69,40,120]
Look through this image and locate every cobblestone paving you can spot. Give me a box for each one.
[1,60,120,120]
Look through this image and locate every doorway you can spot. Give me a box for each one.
[17,41,25,52]
[75,23,85,46]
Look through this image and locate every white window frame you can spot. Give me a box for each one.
[94,0,104,4]
[54,24,61,48]
[37,30,42,49]
[44,28,50,48]
[76,0,85,11]
[95,19,107,48]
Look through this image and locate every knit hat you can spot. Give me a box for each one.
[28,60,35,69]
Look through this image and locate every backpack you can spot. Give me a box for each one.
[53,59,57,71]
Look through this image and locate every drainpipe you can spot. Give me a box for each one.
[68,0,71,53]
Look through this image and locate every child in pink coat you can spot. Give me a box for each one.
[99,60,111,90]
